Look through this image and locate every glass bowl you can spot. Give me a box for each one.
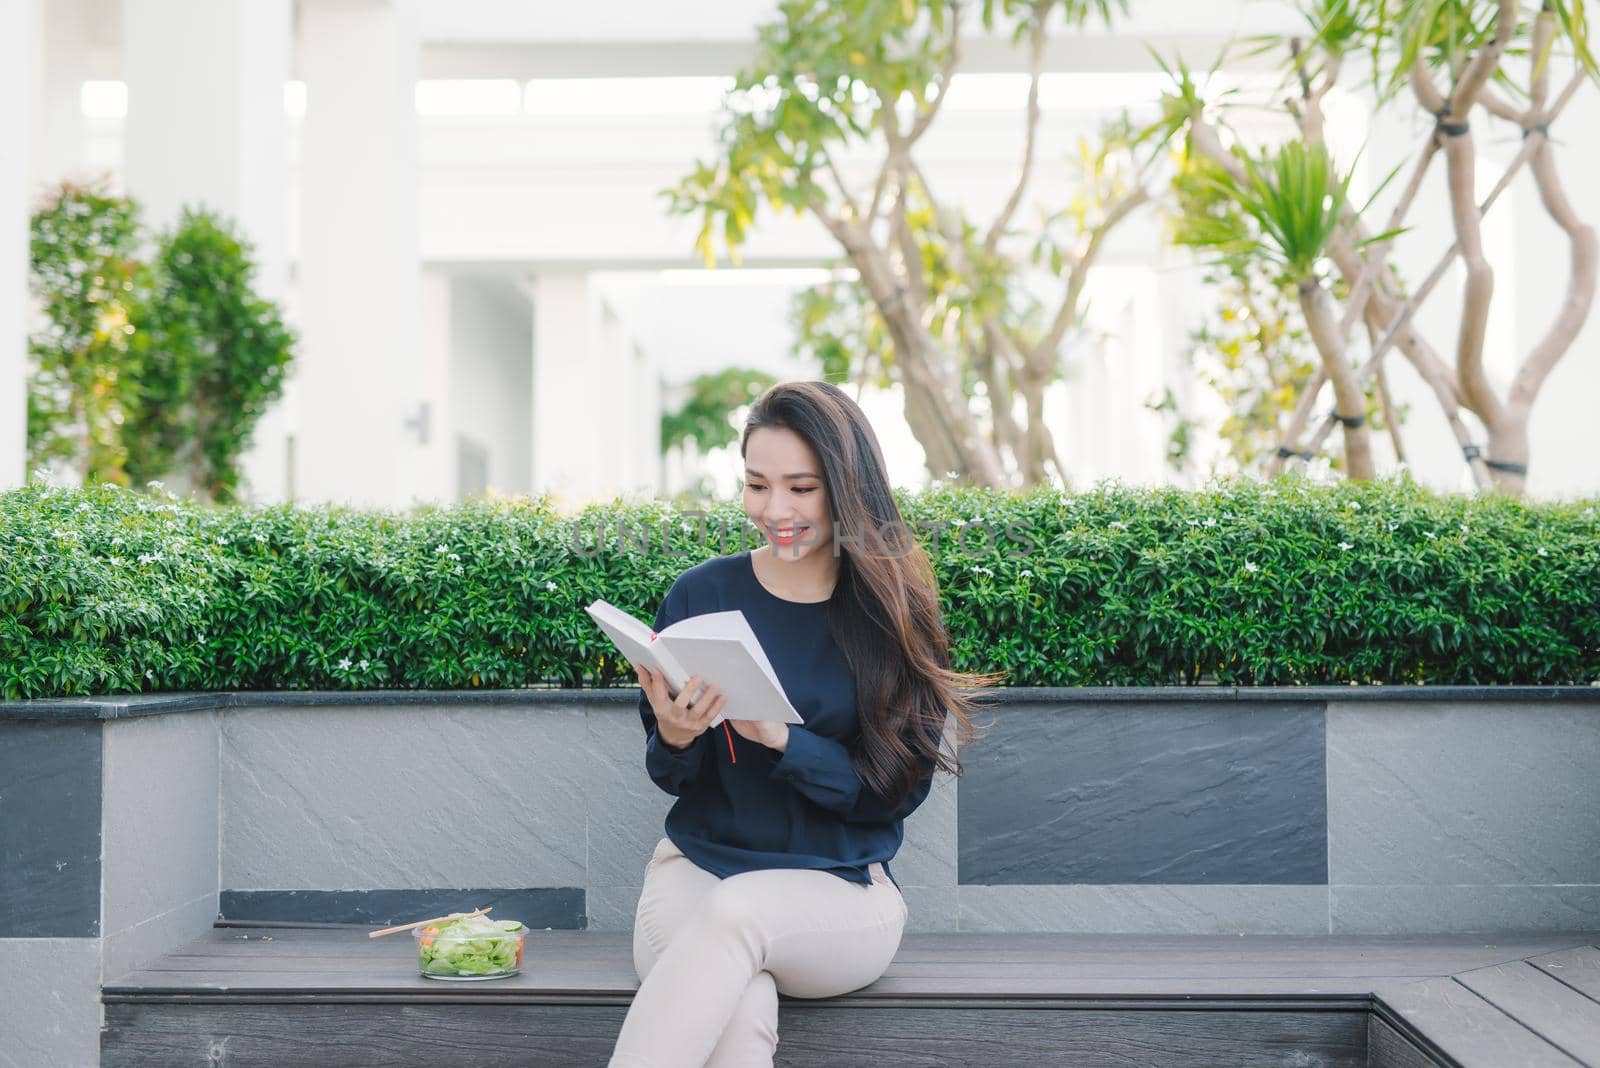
[413,922,526,981]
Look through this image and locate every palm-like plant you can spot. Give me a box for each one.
[1180,140,1380,478]
[1162,0,1599,494]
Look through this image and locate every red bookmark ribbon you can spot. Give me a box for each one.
[723,721,737,763]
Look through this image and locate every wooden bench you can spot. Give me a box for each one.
[100,926,1600,1066]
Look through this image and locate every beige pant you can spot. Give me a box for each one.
[608,836,908,1068]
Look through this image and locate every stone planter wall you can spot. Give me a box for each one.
[3,686,1597,1066]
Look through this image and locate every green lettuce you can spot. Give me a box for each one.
[417,914,525,977]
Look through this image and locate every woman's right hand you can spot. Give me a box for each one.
[636,666,726,750]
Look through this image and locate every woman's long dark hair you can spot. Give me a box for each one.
[741,381,1001,809]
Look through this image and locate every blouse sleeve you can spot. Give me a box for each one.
[769,713,945,824]
[638,579,713,796]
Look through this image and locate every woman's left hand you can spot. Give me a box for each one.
[728,719,790,752]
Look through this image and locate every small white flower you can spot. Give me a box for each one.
[109,556,124,566]
[254,533,267,543]
[1186,518,1199,527]
[1244,561,1259,573]
[137,552,163,564]
[76,502,91,512]
[111,536,124,546]
[338,657,352,670]
[1202,517,1217,528]
[216,537,229,545]
[951,517,967,526]
[1347,501,1361,510]
[145,669,154,680]
[1460,523,1469,533]
[435,544,449,554]
[196,634,206,644]
[359,659,370,671]
[1107,520,1127,531]
[1019,569,1033,578]
[454,564,464,575]
[679,521,693,532]
[1337,541,1354,551]
[1537,547,1549,557]
[545,581,558,592]
[146,480,165,490]
[448,552,460,562]
[1423,530,1438,540]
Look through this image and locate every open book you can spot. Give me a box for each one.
[585,599,804,728]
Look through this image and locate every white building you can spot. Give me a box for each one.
[4,0,1599,507]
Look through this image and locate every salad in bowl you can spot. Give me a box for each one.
[414,913,527,980]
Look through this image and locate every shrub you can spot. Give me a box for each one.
[2,476,1596,701]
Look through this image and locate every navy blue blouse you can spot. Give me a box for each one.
[637,550,936,887]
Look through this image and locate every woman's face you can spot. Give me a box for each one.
[742,427,834,561]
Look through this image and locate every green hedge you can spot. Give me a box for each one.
[2,477,1597,701]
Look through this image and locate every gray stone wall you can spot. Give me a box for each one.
[101,712,220,979]
[4,686,1599,1067]
[0,711,221,1068]
[216,700,960,933]
[0,939,101,1068]
[1326,699,1600,934]
[211,691,1600,937]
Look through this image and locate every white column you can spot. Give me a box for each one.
[531,271,601,505]
[415,269,454,504]
[32,0,94,190]
[1,0,39,490]
[295,0,421,508]
[122,0,290,280]
[123,0,293,501]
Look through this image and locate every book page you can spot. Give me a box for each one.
[660,634,803,727]
[662,610,786,696]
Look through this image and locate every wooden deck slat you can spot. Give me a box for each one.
[122,953,1475,981]
[1371,977,1585,1068]
[101,925,1600,1066]
[1530,946,1600,1005]
[1454,961,1600,1067]
[102,975,1415,1001]
[101,1003,1371,1068]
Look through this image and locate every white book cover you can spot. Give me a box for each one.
[585,599,804,728]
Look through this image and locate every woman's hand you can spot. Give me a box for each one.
[636,666,725,750]
[729,719,790,753]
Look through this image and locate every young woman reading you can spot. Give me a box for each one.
[609,380,996,1068]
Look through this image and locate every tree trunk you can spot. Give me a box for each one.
[976,325,1028,472]
[1484,412,1529,496]
[840,228,1008,487]
[901,374,965,483]
[1298,280,1376,480]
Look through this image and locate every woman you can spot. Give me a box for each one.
[609,381,997,1068]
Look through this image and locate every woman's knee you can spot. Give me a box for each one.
[704,971,778,1068]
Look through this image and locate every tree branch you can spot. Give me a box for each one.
[984,8,1051,256]
[816,143,861,220]
[1448,0,1519,116]
[890,161,927,299]
[1508,21,1598,414]
[903,0,965,148]
[1032,185,1149,363]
